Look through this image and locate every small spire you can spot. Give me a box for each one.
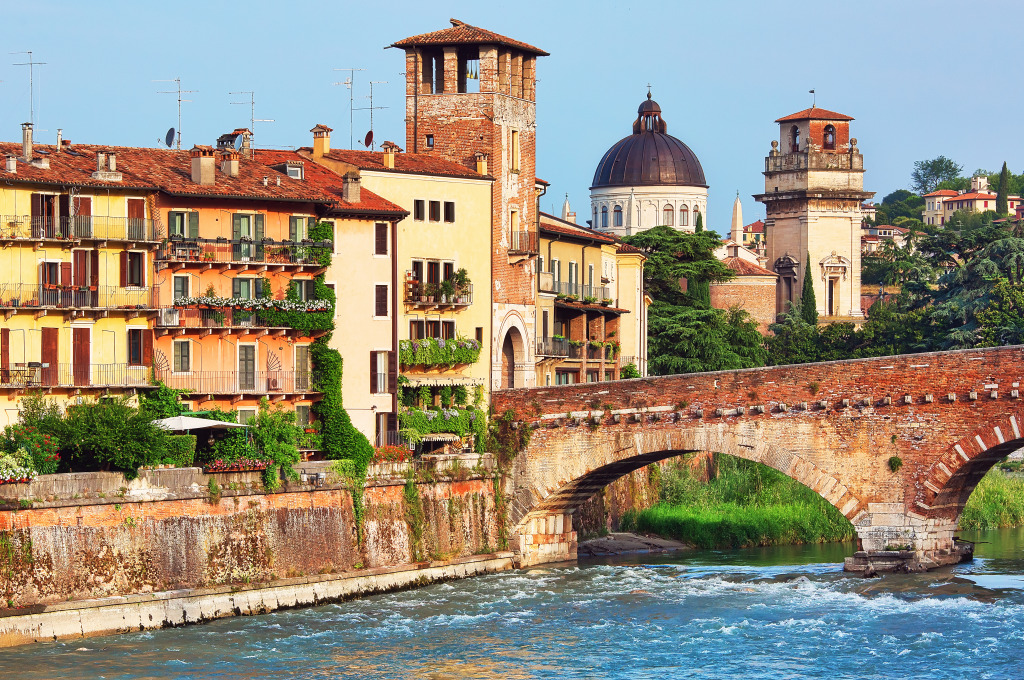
[646,84,652,99]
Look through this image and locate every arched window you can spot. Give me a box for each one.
[601,206,608,229]
[679,207,688,227]
[823,125,836,151]
[613,206,623,227]
[791,125,800,153]
[662,205,674,226]
[593,208,597,227]
[693,209,701,228]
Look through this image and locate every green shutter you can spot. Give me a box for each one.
[188,212,199,238]
[232,214,242,240]
[232,278,241,298]
[255,278,264,299]
[307,217,316,240]
[254,214,265,260]
[289,216,297,242]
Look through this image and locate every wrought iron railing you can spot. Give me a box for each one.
[552,282,609,301]
[509,230,538,254]
[155,307,288,330]
[375,430,410,448]
[0,283,157,309]
[0,215,159,241]
[403,278,473,306]
[0,362,152,389]
[536,337,569,357]
[153,369,318,394]
[158,238,330,266]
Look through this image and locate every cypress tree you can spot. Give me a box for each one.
[800,252,818,325]
[688,212,710,304]
[996,161,1010,216]
[695,211,704,233]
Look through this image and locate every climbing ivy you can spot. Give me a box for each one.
[486,409,531,469]
[398,407,486,450]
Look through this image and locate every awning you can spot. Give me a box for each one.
[419,433,462,442]
[153,416,248,431]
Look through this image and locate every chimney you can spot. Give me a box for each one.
[107,152,117,172]
[342,171,361,203]
[55,129,62,153]
[474,151,488,175]
[190,145,216,185]
[21,122,33,162]
[5,155,16,174]
[91,150,122,181]
[311,124,333,159]
[232,128,253,159]
[96,151,107,172]
[219,148,240,177]
[381,141,400,169]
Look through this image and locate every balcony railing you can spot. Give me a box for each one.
[156,307,287,330]
[403,279,473,308]
[542,279,610,301]
[764,152,863,174]
[376,430,410,448]
[0,283,157,310]
[509,230,538,255]
[0,215,159,241]
[158,238,330,267]
[536,337,569,357]
[0,362,152,389]
[153,369,318,395]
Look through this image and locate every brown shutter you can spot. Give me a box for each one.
[73,328,90,386]
[41,327,58,386]
[89,250,99,287]
[387,350,397,392]
[375,285,388,317]
[119,251,128,287]
[142,330,153,366]
[375,223,387,255]
[74,196,92,216]
[369,351,378,393]
[1,328,9,382]
[73,251,87,286]
[60,262,72,287]
[127,198,145,220]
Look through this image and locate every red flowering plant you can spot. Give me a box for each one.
[202,458,269,473]
[373,444,411,464]
[2,425,60,475]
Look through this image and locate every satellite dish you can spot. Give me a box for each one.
[164,128,175,148]
[364,130,373,148]
[234,133,244,150]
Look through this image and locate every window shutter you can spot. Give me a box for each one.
[307,217,316,238]
[119,251,128,287]
[255,278,263,299]
[232,214,242,240]
[254,214,265,241]
[232,278,241,298]
[375,285,388,317]
[60,262,72,287]
[369,351,378,393]
[1,328,9,379]
[375,223,387,255]
[73,250,87,286]
[90,250,99,288]
[289,216,297,242]
[188,212,199,238]
[142,330,153,366]
[387,350,397,392]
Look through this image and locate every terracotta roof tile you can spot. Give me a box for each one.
[743,219,765,233]
[253,149,407,216]
[942,192,996,202]
[391,19,548,56]
[721,256,777,277]
[304,147,488,180]
[539,212,615,243]
[923,189,958,197]
[775,107,854,123]
[616,243,643,254]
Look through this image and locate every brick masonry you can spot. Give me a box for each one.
[492,346,1024,567]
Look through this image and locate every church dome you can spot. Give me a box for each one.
[591,93,707,190]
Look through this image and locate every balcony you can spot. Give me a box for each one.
[0,283,157,318]
[508,230,539,257]
[764,152,863,174]
[153,369,318,397]
[157,237,330,272]
[536,337,569,358]
[0,362,153,390]
[154,307,304,337]
[403,280,473,310]
[0,215,159,242]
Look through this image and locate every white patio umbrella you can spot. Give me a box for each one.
[153,416,248,431]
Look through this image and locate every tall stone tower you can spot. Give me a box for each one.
[754,107,874,319]
[392,19,548,389]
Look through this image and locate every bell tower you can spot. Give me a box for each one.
[754,107,874,319]
[392,19,548,389]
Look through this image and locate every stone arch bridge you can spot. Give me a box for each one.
[491,346,1024,571]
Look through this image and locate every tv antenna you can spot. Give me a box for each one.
[333,67,365,149]
[809,88,816,108]
[11,51,46,125]
[230,90,275,147]
[154,77,196,150]
[354,80,388,150]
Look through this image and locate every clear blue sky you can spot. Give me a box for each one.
[4,0,1022,230]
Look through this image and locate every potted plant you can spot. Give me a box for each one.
[440,279,456,303]
[566,293,579,302]
[425,282,437,303]
[583,295,598,304]
[601,297,613,306]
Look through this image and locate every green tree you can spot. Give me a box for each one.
[911,156,963,194]
[997,161,1010,217]
[800,252,818,325]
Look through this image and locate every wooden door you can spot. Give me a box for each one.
[73,196,92,237]
[41,327,58,386]
[73,327,90,386]
[238,345,256,391]
[127,198,146,240]
[501,336,515,389]
[1,328,9,384]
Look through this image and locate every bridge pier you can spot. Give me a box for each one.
[516,512,577,567]
[844,504,972,574]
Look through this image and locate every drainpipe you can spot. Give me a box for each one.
[412,49,420,154]
[391,218,399,426]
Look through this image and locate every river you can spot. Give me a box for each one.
[4,528,1024,679]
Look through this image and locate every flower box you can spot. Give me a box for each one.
[0,477,32,485]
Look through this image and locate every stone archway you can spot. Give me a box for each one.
[499,326,525,390]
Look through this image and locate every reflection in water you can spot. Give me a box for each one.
[0,528,1023,679]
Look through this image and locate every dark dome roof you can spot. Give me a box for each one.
[591,94,707,190]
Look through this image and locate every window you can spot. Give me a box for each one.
[168,211,187,237]
[429,200,441,222]
[444,201,455,223]
[823,125,836,151]
[568,261,578,289]
[232,277,257,300]
[537,255,544,274]
[426,134,434,149]
[414,200,425,221]
[374,222,388,255]
[511,129,520,172]
[287,164,303,180]
[238,409,256,425]
[663,205,674,226]
[510,209,520,234]
[790,125,800,153]
[295,404,311,426]
[126,252,144,287]
[443,261,454,282]
[172,340,190,372]
[476,327,483,344]
[601,206,608,229]
[173,275,189,300]
[289,216,309,242]
[680,207,689,226]
[295,280,316,302]
[128,329,144,366]
[409,319,426,340]
[552,258,561,283]
[614,206,623,227]
[370,351,388,394]
[588,264,595,290]
[375,284,388,317]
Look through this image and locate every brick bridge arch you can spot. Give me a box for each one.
[491,346,1024,570]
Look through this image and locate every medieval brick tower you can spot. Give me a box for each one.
[392,19,548,390]
[754,107,874,319]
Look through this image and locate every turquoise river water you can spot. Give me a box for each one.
[3,527,1024,679]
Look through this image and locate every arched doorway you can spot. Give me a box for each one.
[501,328,524,389]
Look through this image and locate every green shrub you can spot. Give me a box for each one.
[163,435,197,467]
[2,424,60,475]
[250,397,300,490]
[620,363,640,379]
[399,407,486,451]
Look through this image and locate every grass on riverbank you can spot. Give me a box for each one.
[960,468,1024,531]
[620,454,855,549]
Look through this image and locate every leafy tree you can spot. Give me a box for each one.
[620,225,733,305]
[997,162,1010,217]
[911,156,963,194]
[250,397,300,490]
[54,397,168,478]
[800,252,818,325]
